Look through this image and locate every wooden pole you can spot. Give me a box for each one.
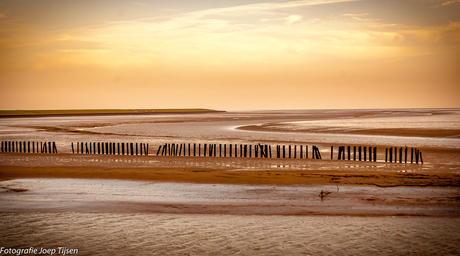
[405,147,407,163]
[157,145,162,156]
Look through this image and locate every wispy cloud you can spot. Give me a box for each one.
[429,0,460,8]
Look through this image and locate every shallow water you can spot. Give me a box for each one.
[0,213,459,256]
[1,179,458,216]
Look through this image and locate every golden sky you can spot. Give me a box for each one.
[1,0,459,110]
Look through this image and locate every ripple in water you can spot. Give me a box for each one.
[0,213,459,255]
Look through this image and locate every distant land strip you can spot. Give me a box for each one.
[0,109,224,118]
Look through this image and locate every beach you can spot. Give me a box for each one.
[1,109,459,255]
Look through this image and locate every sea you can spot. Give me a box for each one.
[0,108,459,255]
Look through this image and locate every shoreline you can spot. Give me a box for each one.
[0,109,224,118]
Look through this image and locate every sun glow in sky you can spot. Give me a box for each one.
[0,0,459,110]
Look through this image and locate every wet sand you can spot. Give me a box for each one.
[1,154,459,216]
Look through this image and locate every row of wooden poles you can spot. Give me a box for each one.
[157,143,322,160]
[0,140,424,164]
[71,142,149,156]
[157,143,274,158]
[1,141,58,153]
[385,147,423,164]
[335,146,377,161]
[156,143,423,164]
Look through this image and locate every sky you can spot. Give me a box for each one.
[0,0,459,111]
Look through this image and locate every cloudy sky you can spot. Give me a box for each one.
[0,0,459,110]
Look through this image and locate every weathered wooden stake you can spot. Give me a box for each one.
[404,147,407,163]
[157,145,162,156]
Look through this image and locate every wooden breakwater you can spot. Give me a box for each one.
[155,143,423,164]
[0,140,424,164]
[385,146,423,164]
[71,142,149,155]
[1,141,57,153]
